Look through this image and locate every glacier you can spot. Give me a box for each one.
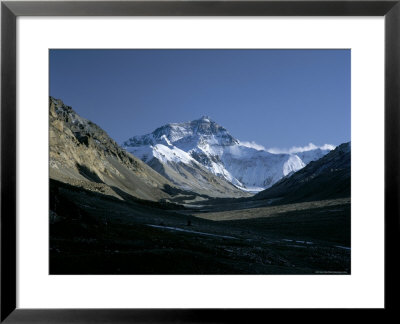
[122,116,334,192]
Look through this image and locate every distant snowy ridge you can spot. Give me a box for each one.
[122,116,334,192]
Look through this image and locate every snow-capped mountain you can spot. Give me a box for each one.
[122,116,334,192]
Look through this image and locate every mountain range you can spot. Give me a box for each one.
[49,98,248,202]
[122,116,333,192]
[50,96,349,205]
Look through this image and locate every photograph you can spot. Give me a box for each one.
[49,49,351,275]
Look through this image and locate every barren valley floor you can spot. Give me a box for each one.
[50,179,350,275]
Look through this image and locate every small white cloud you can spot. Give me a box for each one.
[319,144,336,151]
[267,143,336,154]
[239,141,266,151]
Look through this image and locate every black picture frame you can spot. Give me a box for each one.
[1,0,399,322]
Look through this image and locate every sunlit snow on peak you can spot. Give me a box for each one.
[283,155,305,176]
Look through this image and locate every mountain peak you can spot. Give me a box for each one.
[123,116,239,148]
[198,115,212,122]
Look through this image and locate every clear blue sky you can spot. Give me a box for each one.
[50,49,350,149]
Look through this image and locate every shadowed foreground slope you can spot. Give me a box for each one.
[50,179,350,274]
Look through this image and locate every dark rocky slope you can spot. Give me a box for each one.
[253,142,351,204]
